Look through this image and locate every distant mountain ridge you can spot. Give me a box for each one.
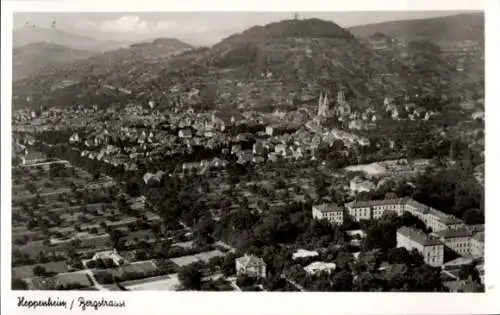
[12,17,479,110]
[13,26,130,52]
[131,37,194,50]
[348,13,484,41]
[13,42,96,81]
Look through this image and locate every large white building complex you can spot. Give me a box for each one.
[312,197,484,268]
[470,231,485,258]
[343,197,464,232]
[432,228,472,256]
[396,226,444,267]
[312,203,344,225]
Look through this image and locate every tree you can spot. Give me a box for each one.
[355,272,379,291]
[95,258,106,269]
[332,270,353,291]
[408,248,425,267]
[33,265,47,277]
[12,278,28,290]
[236,275,257,288]
[178,263,202,290]
[222,254,237,276]
[459,262,480,282]
[412,265,445,291]
[135,250,148,261]
[36,251,49,264]
[109,229,124,248]
[193,216,215,248]
[25,182,37,195]
[463,208,484,225]
[357,250,382,273]
[364,221,397,251]
[86,260,96,269]
[387,247,411,265]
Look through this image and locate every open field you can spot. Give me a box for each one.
[13,260,68,279]
[124,274,180,291]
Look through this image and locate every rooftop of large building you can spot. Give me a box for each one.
[292,249,320,260]
[345,197,411,209]
[345,197,463,225]
[397,226,443,247]
[432,228,471,239]
[313,203,344,213]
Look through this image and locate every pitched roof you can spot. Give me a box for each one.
[397,226,443,246]
[304,261,336,273]
[236,255,265,267]
[346,197,410,209]
[292,249,319,260]
[313,203,344,213]
[433,228,471,239]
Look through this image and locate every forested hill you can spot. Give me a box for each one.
[348,13,484,41]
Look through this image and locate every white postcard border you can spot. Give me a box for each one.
[2,0,499,314]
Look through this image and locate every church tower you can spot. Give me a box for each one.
[317,90,330,117]
[337,90,346,105]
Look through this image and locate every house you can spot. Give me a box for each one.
[212,111,244,129]
[396,226,444,267]
[471,110,485,121]
[266,123,301,136]
[252,142,267,156]
[231,144,242,155]
[69,133,81,143]
[346,230,367,239]
[348,119,366,131]
[358,138,371,147]
[90,249,126,266]
[304,262,336,275]
[138,131,147,144]
[414,107,427,118]
[178,129,193,138]
[268,152,279,162]
[405,102,417,112]
[312,203,344,225]
[252,156,265,164]
[143,171,165,184]
[292,147,304,160]
[350,176,375,194]
[237,150,253,164]
[235,255,266,278]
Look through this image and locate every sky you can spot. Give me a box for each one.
[13,11,475,46]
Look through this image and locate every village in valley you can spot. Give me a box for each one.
[11,12,485,292]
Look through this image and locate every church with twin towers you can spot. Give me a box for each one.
[317,87,351,118]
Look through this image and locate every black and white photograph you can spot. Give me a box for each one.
[2,0,500,314]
